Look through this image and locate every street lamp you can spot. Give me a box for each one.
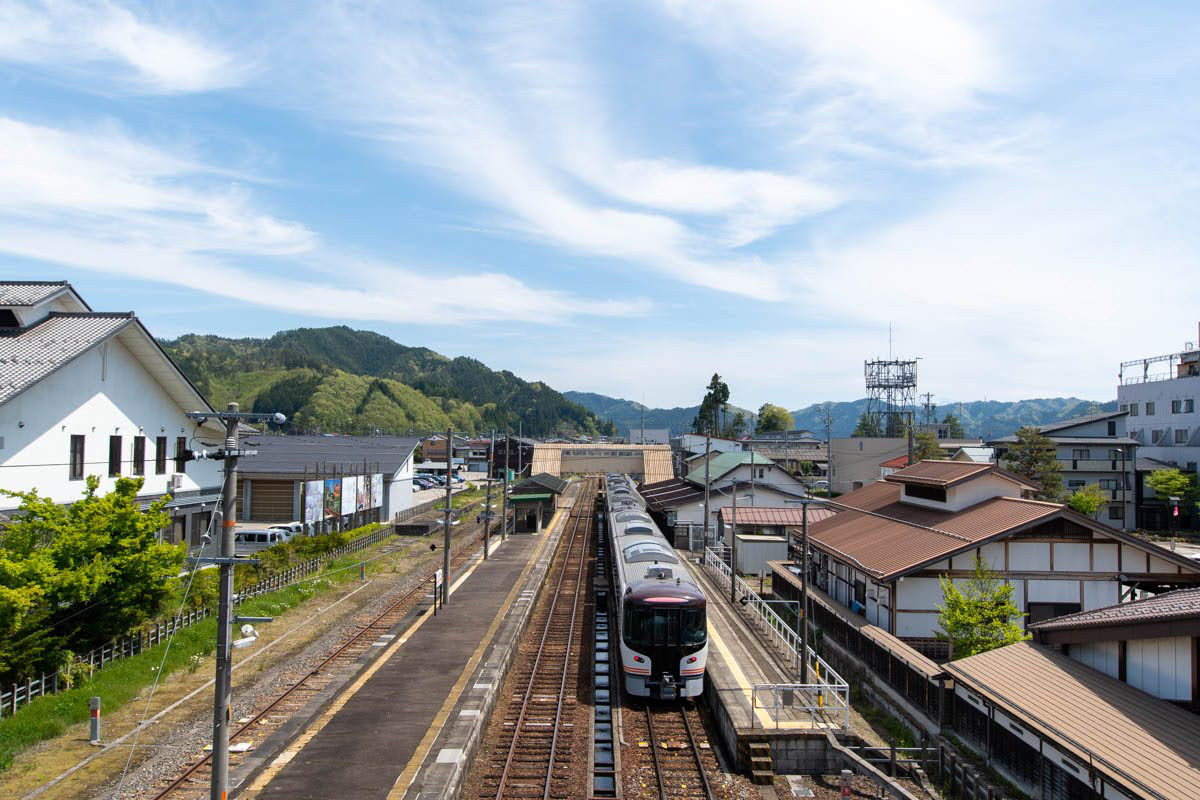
[783,495,826,683]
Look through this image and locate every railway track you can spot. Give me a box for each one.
[624,700,720,800]
[479,478,596,800]
[144,522,492,800]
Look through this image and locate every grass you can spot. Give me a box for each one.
[850,685,917,748]
[0,521,436,773]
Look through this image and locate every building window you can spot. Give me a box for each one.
[1107,420,1116,435]
[1146,401,1156,415]
[1188,462,1198,474]
[1071,448,1090,460]
[155,436,168,475]
[1172,400,1183,414]
[174,436,188,473]
[132,436,146,476]
[1176,428,1189,444]
[903,483,947,502]
[1119,403,1127,413]
[69,435,85,480]
[1187,399,1196,413]
[1129,404,1138,416]
[1152,429,1165,443]
[1108,449,1122,460]
[1027,602,1081,625]
[1108,505,1125,520]
[108,436,122,477]
[1067,480,1085,489]
[1099,479,1118,490]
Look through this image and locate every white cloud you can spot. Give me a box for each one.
[0,0,243,93]
[0,115,641,324]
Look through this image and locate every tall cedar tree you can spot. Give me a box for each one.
[692,374,731,436]
[913,431,942,462]
[942,412,966,438]
[0,477,181,682]
[937,556,1029,659]
[1001,426,1063,501]
[851,412,883,437]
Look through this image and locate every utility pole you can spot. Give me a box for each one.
[484,429,495,559]
[184,403,283,800]
[800,499,810,683]
[501,434,510,541]
[517,422,523,478]
[443,427,452,605]
[730,488,738,604]
[702,436,711,550]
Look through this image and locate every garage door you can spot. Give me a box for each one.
[248,479,294,521]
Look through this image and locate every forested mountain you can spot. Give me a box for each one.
[566,391,1115,439]
[161,327,614,436]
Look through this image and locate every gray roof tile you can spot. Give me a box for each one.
[0,312,135,405]
[0,281,70,306]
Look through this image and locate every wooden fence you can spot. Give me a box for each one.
[0,522,400,719]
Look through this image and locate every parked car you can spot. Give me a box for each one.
[234,528,294,557]
[268,521,305,536]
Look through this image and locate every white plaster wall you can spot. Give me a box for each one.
[1120,544,1147,571]
[1070,641,1119,678]
[945,473,1024,510]
[1093,543,1119,571]
[0,336,221,511]
[1027,579,1081,603]
[1128,637,1191,701]
[1009,542,1050,571]
[1010,579,1024,612]
[900,577,943,610]
[980,542,1006,570]
[1054,542,1090,571]
[1083,580,1118,609]
[895,610,938,637]
[1149,554,1180,574]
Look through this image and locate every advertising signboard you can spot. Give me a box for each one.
[324,479,340,518]
[373,474,384,509]
[341,476,357,516]
[304,480,323,524]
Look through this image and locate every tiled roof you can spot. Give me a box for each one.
[0,281,70,306]
[879,454,910,469]
[1029,586,1200,633]
[945,642,1200,800]
[718,506,838,526]
[684,450,775,484]
[0,312,135,405]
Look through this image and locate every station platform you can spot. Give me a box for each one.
[685,551,850,774]
[235,497,576,800]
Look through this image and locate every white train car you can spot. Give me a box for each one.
[604,474,708,699]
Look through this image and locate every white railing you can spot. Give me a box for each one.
[702,546,850,730]
[751,682,852,730]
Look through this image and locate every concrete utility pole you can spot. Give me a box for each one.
[443,427,452,605]
[800,499,811,684]
[730,488,738,604]
[484,429,495,559]
[702,436,711,549]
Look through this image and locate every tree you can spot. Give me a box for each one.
[1067,483,1105,517]
[755,403,793,434]
[913,431,941,462]
[692,373,731,436]
[937,556,1028,659]
[852,412,883,437]
[1145,469,1200,526]
[1001,426,1063,501]
[0,477,183,682]
[730,411,747,437]
[942,412,966,438]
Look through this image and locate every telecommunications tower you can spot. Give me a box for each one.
[864,358,918,437]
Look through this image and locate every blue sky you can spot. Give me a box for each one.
[3,1,1200,410]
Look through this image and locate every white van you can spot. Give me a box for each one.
[234,529,293,557]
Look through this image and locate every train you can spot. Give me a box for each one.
[603,473,708,699]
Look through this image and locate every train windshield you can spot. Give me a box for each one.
[624,605,707,649]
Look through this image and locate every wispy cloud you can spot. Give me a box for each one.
[0,0,245,93]
[0,115,641,324]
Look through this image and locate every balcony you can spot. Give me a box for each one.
[1057,458,1125,472]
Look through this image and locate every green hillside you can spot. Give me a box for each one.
[161,327,614,437]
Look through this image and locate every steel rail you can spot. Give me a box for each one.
[492,479,595,800]
[643,702,716,800]
[149,523,492,800]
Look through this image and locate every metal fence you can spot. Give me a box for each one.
[701,547,850,730]
[0,522,400,719]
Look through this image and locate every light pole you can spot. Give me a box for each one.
[784,495,825,683]
[443,427,452,605]
[702,436,711,548]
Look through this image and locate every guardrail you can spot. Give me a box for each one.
[702,546,850,730]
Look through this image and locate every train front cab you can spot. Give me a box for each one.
[620,588,707,699]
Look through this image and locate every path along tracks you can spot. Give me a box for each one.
[479,478,597,800]
[144,524,492,800]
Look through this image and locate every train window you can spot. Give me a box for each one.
[623,543,678,563]
[624,606,706,649]
[682,610,706,646]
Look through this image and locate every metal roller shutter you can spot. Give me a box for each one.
[249,479,294,521]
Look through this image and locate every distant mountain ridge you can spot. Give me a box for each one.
[564,391,1116,439]
[161,327,613,437]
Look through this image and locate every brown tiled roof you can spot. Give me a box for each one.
[945,642,1200,800]
[1030,587,1200,633]
[718,506,838,526]
[883,459,1037,490]
[879,455,910,469]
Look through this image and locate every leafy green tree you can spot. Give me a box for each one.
[1145,468,1198,502]
[851,412,883,437]
[942,412,966,438]
[730,411,747,437]
[913,431,942,462]
[937,556,1028,659]
[1067,483,1105,516]
[1001,426,1063,501]
[755,403,793,434]
[0,477,183,681]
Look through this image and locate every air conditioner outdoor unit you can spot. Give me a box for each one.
[169,473,184,491]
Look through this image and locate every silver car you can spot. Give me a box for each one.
[234,528,293,557]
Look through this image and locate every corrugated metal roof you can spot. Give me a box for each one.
[684,450,774,485]
[238,435,420,476]
[0,312,135,405]
[516,472,568,494]
[884,459,1038,490]
[639,478,704,511]
[1030,586,1200,632]
[0,281,71,306]
[879,455,910,469]
[1036,410,1128,433]
[718,506,838,526]
[945,641,1200,800]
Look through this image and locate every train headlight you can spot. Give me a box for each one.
[633,655,645,663]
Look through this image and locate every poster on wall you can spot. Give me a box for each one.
[373,474,384,509]
[356,475,367,511]
[341,476,357,516]
[304,480,323,524]
[324,479,340,518]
